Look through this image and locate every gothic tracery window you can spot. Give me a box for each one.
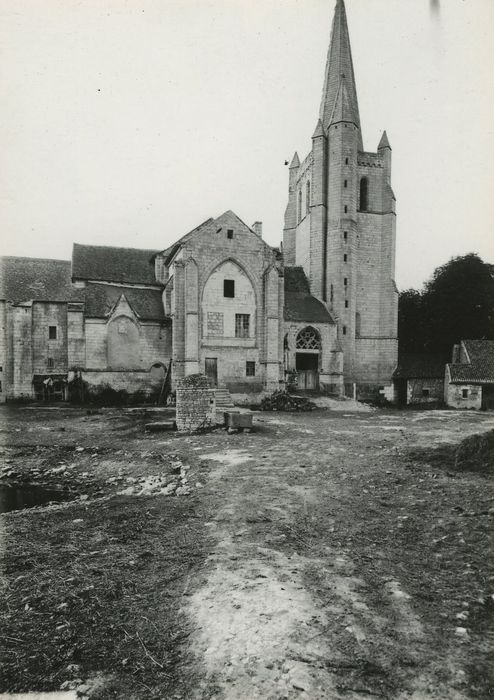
[296,327,321,350]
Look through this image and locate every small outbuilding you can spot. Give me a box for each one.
[393,354,446,406]
[445,339,494,410]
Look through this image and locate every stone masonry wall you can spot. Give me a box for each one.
[32,302,68,374]
[175,376,216,432]
[446,383,482,410]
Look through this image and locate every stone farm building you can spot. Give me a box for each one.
[445,340,494,410]
[0,0,398,403]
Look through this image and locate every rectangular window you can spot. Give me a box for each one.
[47,357,54,369]
[227,229,234,239]
[422,388,430,398]
[343,231,348,240]
[224,279,235,298]
[246,361,255,377]
[462,388,469,398]
[344,180,348,188]
[0,380,2,392]
[235,314,250,338]
[345,300,349,308]
[344,278,348,286]
[342,326,347,335]
[48,326,57,340]
[345,158,349,165]
[344,205,348,213]
[344,254,348,262]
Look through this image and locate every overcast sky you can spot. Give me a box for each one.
[1,0,493,290]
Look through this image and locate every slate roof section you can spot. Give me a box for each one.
[84,283,167,321]
[393,353,446,379]
[72,243,160,286]
[284,267,335,324]
[448,340,494,383]
[0,256,83,303]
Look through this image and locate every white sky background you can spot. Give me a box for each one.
[0,0,493,291]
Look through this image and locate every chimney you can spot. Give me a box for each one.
[252,221,263,238]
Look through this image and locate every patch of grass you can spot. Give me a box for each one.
[410,429,494,475]
[0,494,211,698]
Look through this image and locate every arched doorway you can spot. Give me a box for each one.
[295,327,321,391]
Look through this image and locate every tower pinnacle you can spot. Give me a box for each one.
[319,0,362,147]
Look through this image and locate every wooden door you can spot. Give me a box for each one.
[205,358,218,387]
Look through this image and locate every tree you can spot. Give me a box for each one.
[398,289,425,353]
[399,254,494,356]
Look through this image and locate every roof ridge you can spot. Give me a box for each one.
[73,242,159,254]
[0,255,70,264]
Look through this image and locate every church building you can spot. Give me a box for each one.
[0,0,397,403]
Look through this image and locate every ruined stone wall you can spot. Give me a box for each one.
[175,376,216,432]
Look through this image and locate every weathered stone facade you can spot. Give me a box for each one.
[0,0,396,402]
[283,0,398,399]
[158,211,286,393]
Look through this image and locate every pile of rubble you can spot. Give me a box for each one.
[260,391,317,413]
[117,458,192,497]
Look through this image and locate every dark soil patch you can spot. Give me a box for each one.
[0,494,212,698]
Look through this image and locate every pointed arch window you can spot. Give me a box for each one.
[296,326,321,350]
[306,181,311,213]
[359,177,369,211]
[298,189,302,223]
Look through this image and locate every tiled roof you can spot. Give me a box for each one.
[72,243,160,286]
[393,353,446,379]
[448,339,494,383]
[84,283,167,322]
[0,256,83,303]
[284,267,334,324]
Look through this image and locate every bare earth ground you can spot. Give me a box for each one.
[0,404,493,699]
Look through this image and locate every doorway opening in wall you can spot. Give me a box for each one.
[205,358,218,387]
[295,353,319,391]
[295,327,321,391]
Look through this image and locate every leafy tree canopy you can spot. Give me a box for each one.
[399,254,494,356]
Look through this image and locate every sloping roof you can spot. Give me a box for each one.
[393,353,446,379]
[84,283,166,321]
[0,256,82,303]
[284,267,335,324]
[448,339,494,383]
[159,210,274,265]
[72,243,160,286]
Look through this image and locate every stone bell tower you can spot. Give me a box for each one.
[283,0,398,398]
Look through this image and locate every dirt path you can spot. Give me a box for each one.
[1,406,492,699]
[186,446,339,699]
[181,410,494,700]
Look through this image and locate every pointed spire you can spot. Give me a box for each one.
[319,0,362,148]
[289,151,300,168]
[378,130,391,150]
[312,119,325,138]
[329,76,354,126]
